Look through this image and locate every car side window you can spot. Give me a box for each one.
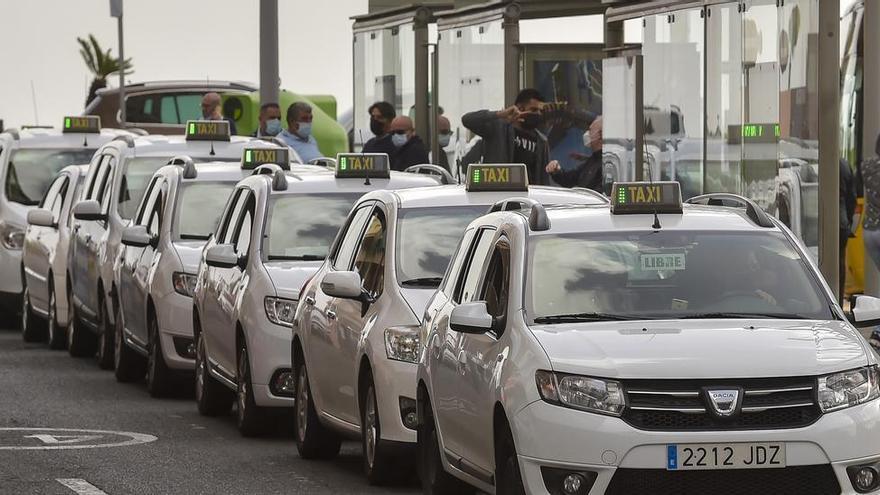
[98,157,118,216]
[87,156,111,201]
[454,228,496,304]
[215,188,242,242]
[332,205,373,271]
[135,176,160,226]
[480,241,511,336]
[49,177,70,222]
[40,174,66,209]
[441,228,475,297]
[222,190,250,245]
[352,210,386,298]
[231,194,255,255]
[145,180,165,237]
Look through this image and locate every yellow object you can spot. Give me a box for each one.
[846,197,866,295]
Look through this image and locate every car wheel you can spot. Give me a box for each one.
[67,299,96,358]
[235,342,268,436]
[146,314,175,398]
[113,304,146,382]
[95,297,115,369]
[195,330,234,416]
[47,284,66,350]
[293,360,341,459]
[21,285,46,343]
[418,394,474,495]
[361,374,400,485]
[496,423,525,495]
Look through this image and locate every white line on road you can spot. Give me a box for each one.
[56,478,108,494]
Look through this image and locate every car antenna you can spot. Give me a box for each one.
[454,127,462,184]
[358,129,371,185]
[210,139,216,156]
[648,169,661,230]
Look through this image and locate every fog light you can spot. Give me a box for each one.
[541,467,597,495]
[269,369,295,397]
[172,337,196,359]
[848,464,880,493]
[399,397,418,430]
[562,474,584,494]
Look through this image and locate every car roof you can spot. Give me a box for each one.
[95,80,256,95]
[108,134,260,159]
[58,163,91,177]
[157,161,252,183]
[377,184,608,209]
[240,169,441,195]
[0,127,133,149]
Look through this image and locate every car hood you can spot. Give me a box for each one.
[264,261,323,300]
[529,319,871,379]
[4,201,30,226]
[173,241,208,274]
[399,287,438,323]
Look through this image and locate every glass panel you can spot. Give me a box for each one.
[705,2,743,194]
[6,148,96,206]
[173,182,235,240]
[160,96,178,124]
[117,157,171,220]
[602,56,639,186]
[519,15,603,44]
[265,194,363,262]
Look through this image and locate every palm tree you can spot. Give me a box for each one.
[77,34,133,106]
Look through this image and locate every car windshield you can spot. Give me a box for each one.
[264,194,361,261]
[396,206,489,287]
[527,230,833,323]
[173,182,236,240]
[6,148,96,205]
[117,157,173,220]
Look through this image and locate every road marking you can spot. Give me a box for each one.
[0,428,156,450]
[56,479,108,494]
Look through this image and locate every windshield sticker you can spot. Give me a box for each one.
[640,253,686,271]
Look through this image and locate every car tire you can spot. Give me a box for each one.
[95,297,115,369]
[67,301,96,358]
[293,360,341,459]
[195,330,234,416]
[47,284,66,350]
[146,314,175,398]
[235,342,269,436]
[361,374,400,485]
[113,305,146,382]
[417,395,474,495]
[21,285,46,343]
[496,423,525,495]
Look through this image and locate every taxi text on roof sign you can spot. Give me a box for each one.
[185,120,231,142]
[335,153,390,179]
[466,164,529,192]
[242,147,290,170]
[611,181,682,214]
[62,116,100,134]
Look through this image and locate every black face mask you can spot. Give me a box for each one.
[370,119,385,136]
[521,113,543,130]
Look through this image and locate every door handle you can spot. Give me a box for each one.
[304,296,315,306]
[457,350,467,375]
[326,310,337,320]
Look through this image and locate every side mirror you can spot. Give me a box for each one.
[205,244,241,269]
[320,271,364,299]
[852,295,880,328]
[121,225,156,248]
[72,200,106,221]
[26,208,55,228]
[450,301,493,334]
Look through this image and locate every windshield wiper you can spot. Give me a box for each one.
[533,312,642,323]
[179,234,210,240]
[400,277,444,288]
[679,312,809,320]
[267,254,325,261]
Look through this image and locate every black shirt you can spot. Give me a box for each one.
[513,127,539,180]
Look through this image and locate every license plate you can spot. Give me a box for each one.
[666,442,785,470]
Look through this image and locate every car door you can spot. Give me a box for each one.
[72,155,111,317]
[130,178,165,345]
[432,227,495,458]
[118,176,156,345]
[333,205,387,424]
[307,203,373,419]
[25,174,68,313]
[217,190,255,375]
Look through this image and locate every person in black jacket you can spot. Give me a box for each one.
[388,116,429,171]
[545,116,604,193]
[461,88,551,185]
[363,101,396,155]
[840,157,857,303]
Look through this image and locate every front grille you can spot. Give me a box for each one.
[622,377,820,431]
[606,465,841,495]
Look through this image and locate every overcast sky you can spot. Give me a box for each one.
[0,0,860,128]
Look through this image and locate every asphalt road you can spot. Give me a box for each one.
[0,330,421,495]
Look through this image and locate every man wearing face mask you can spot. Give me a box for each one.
[387,116,429,171]
[278,102,322,163]
[363,101,396,155]
[252,102,282,138]
[461,88,551,185]
[545,116,604,193]
[201,92,238,135]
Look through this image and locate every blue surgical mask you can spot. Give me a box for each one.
[438,133,451,148]
[296,122,312,139]
[265,119,282,136]
[392,133,408,148]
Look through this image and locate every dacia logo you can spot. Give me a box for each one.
[705,388,740,418]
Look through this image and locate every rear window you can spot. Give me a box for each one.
[6,148,96,205]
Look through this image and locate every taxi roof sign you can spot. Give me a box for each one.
[185,120,230,142]
[242,147,290,170]
[62,116,100,134]
[466,164,528,192]
[335,153,390,179]
[611,181,682,214]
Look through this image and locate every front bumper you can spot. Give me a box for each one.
[371,356,418,444]
[156,292,196,370]
[0,245,22,298]
[512,398,880,494]
[248,320,294,408]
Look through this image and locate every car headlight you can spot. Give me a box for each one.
[264,296,297,327]
[384,326,420,363]
[536,370,625,417]
[818,366,880,412]
[172,272,198,297]
[0,221,25,250]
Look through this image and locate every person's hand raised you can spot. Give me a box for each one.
[545,160,561,174]
[497,105,542,124]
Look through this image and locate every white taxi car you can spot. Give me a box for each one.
[291,164,607,484]
[67,121,265,367]
[193,153,439,437]
[113,145,302,396]
[417,182,880,495]
[0,116,130,319]
[21,164,89,348]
